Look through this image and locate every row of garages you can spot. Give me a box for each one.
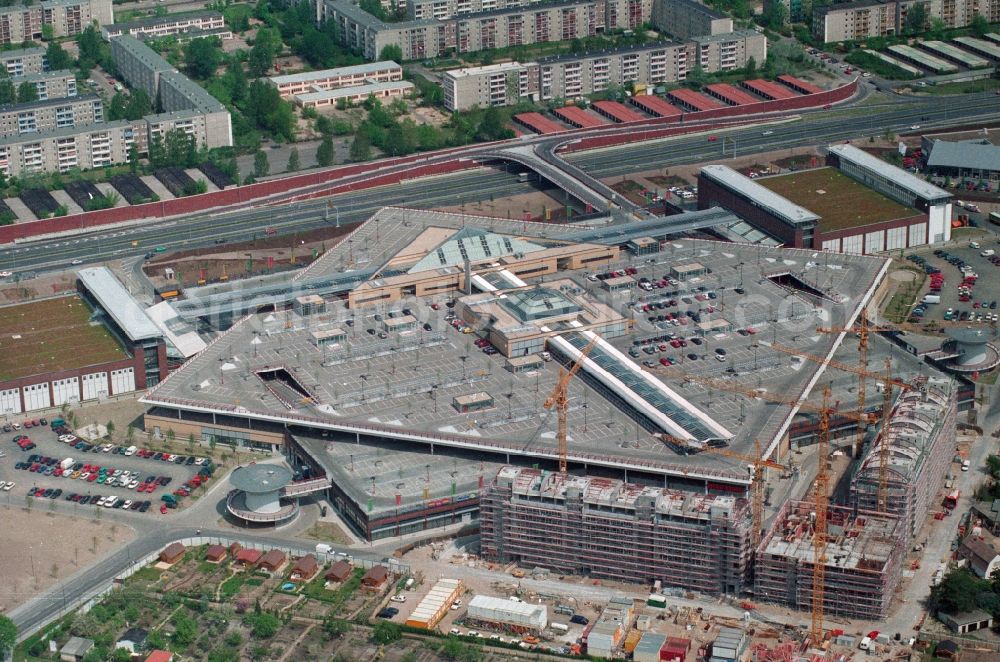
[2,162,234,223]
[873,35,1000,77]
[513,75,820,134]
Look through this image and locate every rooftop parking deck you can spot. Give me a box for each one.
[143,211,892,482]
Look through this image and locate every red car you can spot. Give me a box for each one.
[708,136,718,142]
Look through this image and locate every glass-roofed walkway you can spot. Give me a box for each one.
[552,331,733,446]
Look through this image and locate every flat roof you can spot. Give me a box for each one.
[0,92,97,114]
[295,80,413,103]
[700,165,820,226]
[0,295,128,382]
[952,36,1000,60]
[514,111,565,134]
[861,49,922,76]
[271,61,401,86]
[443,61,526,79]
[704,83,759,105]
[755,167,915,232]
[666,88,724,111]
[105,9,222,31]
[740,79,797,100]
[77,267,163,341]
[926,139,1000,173]
[553,105,605,128]
[920,40,989,68]
[828,143,952,202]
[591,100,645,123]
[145,301,207,359]
[777,74,822,94]
[887,44,958,73]
[143,209,891,482]
[630,94,682,117]
[11,69,75,84]
[230,463,293,493]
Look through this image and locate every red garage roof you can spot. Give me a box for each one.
[666,88,725,112]
[629,95,682,118]
[591,100,646,123]
[704,83,759,106]
[740,79,798,100]
[514,112,566,134]
[777,74,823,95]
[553,105,606,128]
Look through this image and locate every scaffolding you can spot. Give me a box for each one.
[480,467,753,596]
[850,377,956,539]
[754,501,903,620]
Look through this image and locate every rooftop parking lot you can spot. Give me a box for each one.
[0,422,211,515]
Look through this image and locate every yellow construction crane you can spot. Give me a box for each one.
[811,386,832,646]
[815,310,873,456]
[661,367,869,425]
[766,342,915,512]
[663,434,786,550]
[543,336,598,474]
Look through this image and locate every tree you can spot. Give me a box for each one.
[244,612,280,638]
[184,38,222,79]
[0,615,16,657]
[0,79,13,105]
[379,44,403,63]
[477,107,513,141]
[253,150,270,178]
[323,618,349,639]
[124,89,152,120]
[932,568,984,614]
[971,13,989,37]
[348,133,370,162]
[77,25,103,65]
[111,648,133,662]
[171,612,198,646]
[244,80,296,141]
[41,24,54,41]
[106,420,115,439]
[744,56,757,79]
[208,648,239,662]
[359,0,388,20]
[371,621,401,644]
[286,147,300,172]
[16,81,37,103]
[904,3,927,32]
[249,39,275,78]
[45,42,72,70]
[313,136,334,166]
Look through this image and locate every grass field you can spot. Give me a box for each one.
[0,296,127,381]
[757,167,914,232]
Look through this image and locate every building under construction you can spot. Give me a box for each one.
[849,376,956,539]
[754,501,903,620]
[480,466,753,595]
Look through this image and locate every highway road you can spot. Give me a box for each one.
[3,90,1000,276]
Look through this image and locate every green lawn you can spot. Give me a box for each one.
[920,78,1000,95]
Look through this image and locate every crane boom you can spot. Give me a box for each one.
[876,358,893,512]
[768,342,910,390]
[543,336,598,474]
[811,386,832,645]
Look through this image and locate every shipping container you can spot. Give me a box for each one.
[647,594,667,608]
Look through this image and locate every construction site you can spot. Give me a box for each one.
[755,501,904,621]
[135,205,978,632]
[479,466,753,595]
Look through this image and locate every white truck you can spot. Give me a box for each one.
[60,457,74,471]
[315,543,332,555]
[550,623,569,634]
[921,294,941,304]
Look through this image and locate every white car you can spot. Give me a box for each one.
[103,497,117,508]
[105,477,117,487]
[0,271,11,277]
[128,480,139,489]
[910,124,920,130]
[450,628,461,635]
[122,500,133,509]
[466,631,480,638]
[390,595,406,603]
[194,458,207,465]
[2,481,14,491]
[97,496,108,506]
[101,444,112,452]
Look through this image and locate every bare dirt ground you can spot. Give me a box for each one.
[0,505,135,613]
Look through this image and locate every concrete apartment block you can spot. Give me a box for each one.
[0,0,113,44]
[0,47,46,76]
[0,119,143,176]
[442,61,535,111]
[12,69,78,100]
[0,94,103,139]
[537,41,693,100]
[812,0,998,41]
[691,29,767,72]
[651,0,732,39]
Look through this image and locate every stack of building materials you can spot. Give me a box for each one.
[404,578,462,629]
[710,627,748,662]
[635,633,668,662]
[465,595,547,633]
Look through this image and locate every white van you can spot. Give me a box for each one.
[963,460,971,472]
[970,241,980,249]
[124,445,137,456]
[921,294,941,304]
[982,249,995,258]
[859,637,873,652]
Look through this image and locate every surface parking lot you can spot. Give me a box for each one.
[906,237,1000,324]
[0,423,208,515]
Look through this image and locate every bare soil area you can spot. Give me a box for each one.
[0,505,134,613]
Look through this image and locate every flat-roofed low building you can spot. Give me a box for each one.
[294,294,327,315]
[506,354,544,373]
[698,163,943,254]
[453,391,494,413]
[101,10,225,40]
[268,61,402,98]
[670,262,706,280]
[293,79,414,109]
[311,328,347,347]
